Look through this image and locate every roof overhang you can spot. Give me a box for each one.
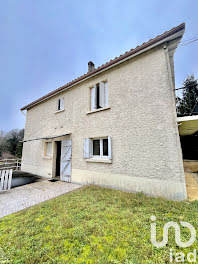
[177,115,198,136]
[21,23,185,111]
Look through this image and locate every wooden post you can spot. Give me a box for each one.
[1,170,5,190]
[8,170,13,190]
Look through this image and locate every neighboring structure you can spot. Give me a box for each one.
[176,81,198,161]
[21,23,187,200]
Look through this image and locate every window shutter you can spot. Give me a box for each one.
[104,82,108,107]
[89,139,93,157]
[99,82,105,108]
[60,98,64,110]
[84,138,90,158]
[91,86,96,110]
[108,136,112,159]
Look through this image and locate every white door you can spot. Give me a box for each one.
[60,140,72,182]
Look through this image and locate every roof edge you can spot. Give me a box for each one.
[21,23,185,111]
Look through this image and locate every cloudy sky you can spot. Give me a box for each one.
[0,0,198,131]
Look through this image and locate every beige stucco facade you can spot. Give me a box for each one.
[22,42,187,200]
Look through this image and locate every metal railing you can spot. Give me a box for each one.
[175,84,198,117]
[0,159,21,171]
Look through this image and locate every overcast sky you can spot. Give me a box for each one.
[0,0,198,131]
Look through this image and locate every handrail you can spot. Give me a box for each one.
[0,159,22,162]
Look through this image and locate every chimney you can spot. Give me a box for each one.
[88,61,95,73]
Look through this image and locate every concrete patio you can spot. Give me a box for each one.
[0,179,82,218]
[185,172,198,201]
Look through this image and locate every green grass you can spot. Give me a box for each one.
[0,185,198,264]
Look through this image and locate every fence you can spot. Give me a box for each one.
[0,169,13,191]
[0,159,21,171]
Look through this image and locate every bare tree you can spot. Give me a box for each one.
[5,129,24,157]
[0,129,24,158]
[0,130,6,157]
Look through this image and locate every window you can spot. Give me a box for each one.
[103,138,108,156]
[92,138,109,157]
[84,136,112,159]
[57,98,64,111]
[91,81,108,111]
[93,139,100,155]
[44,142,52,157]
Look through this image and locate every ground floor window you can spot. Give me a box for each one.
[44,142,52,157]
[84,136,111,159]
[93,138,108,157]
[93,139,100,155]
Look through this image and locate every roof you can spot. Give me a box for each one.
[21,23,185,111]
[177,115,198,122]
[177,115,198,136]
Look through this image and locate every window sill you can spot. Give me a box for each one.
[86,107,110,115]
[42,156,52,160]
[86,158,112,164]
[55,109,65,114]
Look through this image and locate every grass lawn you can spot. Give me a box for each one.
[0,185,198,264]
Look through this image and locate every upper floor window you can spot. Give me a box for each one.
[57,98,64,111]
[90,81,108,111]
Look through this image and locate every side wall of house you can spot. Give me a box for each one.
[22,45,187,200]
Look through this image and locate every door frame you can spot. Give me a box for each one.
[52,135,72,179]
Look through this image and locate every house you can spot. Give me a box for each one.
[21,23,187,200]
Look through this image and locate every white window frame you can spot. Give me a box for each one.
[92,138,106,158]
[57,98,64,111]
[90,81,108,111]
[84,136,112,160]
